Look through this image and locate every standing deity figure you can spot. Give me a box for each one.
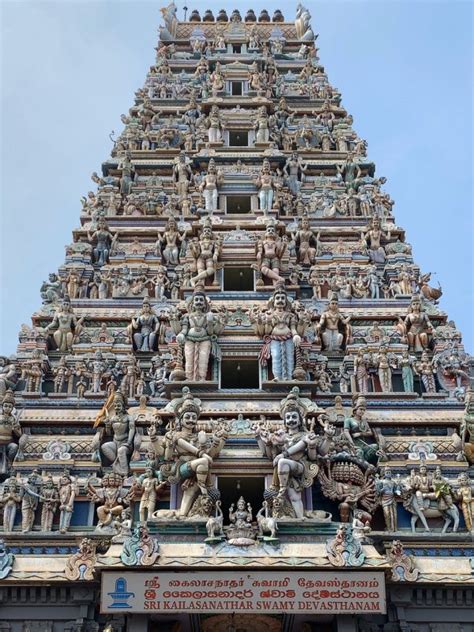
[206,105,224,143]
[283,152,307,196]
[375,347,396,392]
[151,266,170,301]
[415,351,437,393]
[254,222,287,286]
[58,469,76,533]
[88,350,107,394]
[402,295,433,352]
[254,106,271,143]
[0,475,21,532]
[171,291,227,382]
[317,298,352,352]
[182,93,201,132]
[131,466,167,523]
[255,395,320,518]
[292,215,320,265]
[149,395,226,517]
[173,152,193,201]
[87,472,128,530]
[399,350,415,393]
[40,474,59,532]
[250,285,308,381]
[343,396,380,464]
[375,468,400,532]
[87,217,118,267]
[21,349,45,393]
[353,348,371,394]
[157,217,186,266]
[199,159,223,213]
[0,390,22,465]
[147,355,168,397]
[129,298,159,353]
[188,221,221,287]
[255,159,278,215]
[44,297,81,353]
[53,355,72,394]
[101,391,136,475]
[361,216,390,264]
[20,469,42,533]
[456,473,474,532]
[120,355,140,400]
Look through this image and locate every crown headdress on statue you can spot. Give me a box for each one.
[2,389,15,406]
[176,391,202,419]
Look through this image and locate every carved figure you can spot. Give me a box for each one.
[256,501,278,539]
[58,469,76,533]
[44,297,81,353]
[292,215,320,264]
[87,472,128,531]
[101,391,136,475]
[254,222,287,285]
[205,500,224,540]
[20,469,42,533]
[0,390,21,464]
[255,159,278,215]
[455,473,474,532]
[87,217,118,267]
[415,351,436,394]
[283,152,307,195]
[250,285,308,381]
[199,159,223,213]
[129,298,159,353]
[0,475,21,532]
[40,474,59,532]
[171,291,227,382]
[132,466,167,523]
[375,468,400,532]
[188,221,221,286]
[149,394,226,516]
[343,396,380,464]
[317,298,351,351]
[402,295,433,351]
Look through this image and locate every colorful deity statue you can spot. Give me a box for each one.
[149,394,226,517]
[250,284,309,381]
[170,291,227,382]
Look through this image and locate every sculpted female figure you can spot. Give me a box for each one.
[87,217,118,267]
[171,291,226,382]
[149,395,226,517]
[361,216,390,264]
[292,215,320,264]
[206,105,224,143]
[44,297,81,353]
[283,152,307,195]
[0,390,22,464]
[403,295,433,352]
[343,396,380,464]
[101,391,136,475]
[199,159,223,213]
[129,298,159,353]
[317,297,351,351]
[0,475,21,532]
[353,348,370,393]
[255,159,278,215]
[157,217,186,266]
[254,106,271,143]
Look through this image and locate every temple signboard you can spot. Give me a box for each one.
[101,571,386,614]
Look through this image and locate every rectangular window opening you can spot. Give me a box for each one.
[220,358,260,389]
[231,81,243,95]
[232,44,241,54]
[229,130,248,146]
[226,195,251,214]
[223,267,254,291]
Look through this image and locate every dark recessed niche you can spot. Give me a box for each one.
[229,130,248,146]
[223,267,254,291]
[226,195,251,213]
[220,358,259,388]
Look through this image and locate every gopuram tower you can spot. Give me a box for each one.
[0,4,473,632]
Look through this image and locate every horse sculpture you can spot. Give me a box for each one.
[400,480,459,534]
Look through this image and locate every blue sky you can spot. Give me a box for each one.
[1,0,473,354]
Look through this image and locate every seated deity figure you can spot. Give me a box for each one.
[148,394,226,516]
[249,285,308,381]
[0,390,22,465]
[40,273,64,304]
[255,394,320,518]
[283,152,307,195]
[254,222,287,286]
[44,297,81,353]
[255,159,279,215]
[171,291,227,382]
[101,391,136,475]
[87,217,118,267]
[199,159,224,214]
[317,297,352,351]
[206,105,224,143]
[157,217,186,266]
[129,298,159,352]
[361,216,390,264]
[291,214,320,265]
[343,396,380,464]
[188,221,221,287]
[402,295,434,352]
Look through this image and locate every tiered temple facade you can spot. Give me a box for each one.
[0,4,473,632]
